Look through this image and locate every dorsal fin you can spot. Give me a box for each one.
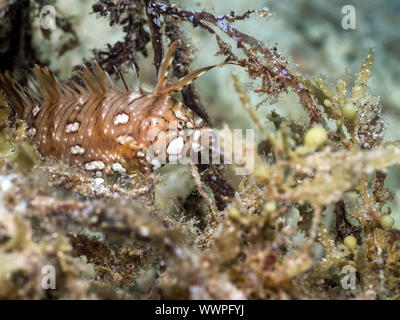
[156,62,233,96]
[153,41,178,94]
[131,62,143,94]
[77,62,115,96]
[0,71,31,117]
[0,62,118,118]
[113,66,129,92]
[32,65,62,102]
[0,66,76,117]
[153,41,236,96]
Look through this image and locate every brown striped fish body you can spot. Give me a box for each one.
[0,43,224,176]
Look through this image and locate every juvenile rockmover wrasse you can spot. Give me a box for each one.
[0,42,230,176]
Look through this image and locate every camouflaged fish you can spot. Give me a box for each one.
[0,42,226,176]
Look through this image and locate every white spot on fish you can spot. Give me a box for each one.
[116,135,134,145]
[114,113,129,125]
[150,158,161,170]
[167,137,184,155]
[186,122,194,129]
[32,105,40,117]
[27,127,36,137]
[71,145,85,155]
[194,116,204,128]
[112,163,126,173]
[85,161,105,171]
[66,122,80,133]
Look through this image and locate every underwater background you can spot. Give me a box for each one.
[1,0,400,299]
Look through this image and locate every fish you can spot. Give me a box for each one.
[0,42,227,176]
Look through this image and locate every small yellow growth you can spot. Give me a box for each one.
[304,126,327,149]
[294,145,311,156]
[323,99,332,108]
[344,235,357,251]
[263,201,276,214]
[342,102,357,121]
[228,207,240,221]
[379,215,394,229]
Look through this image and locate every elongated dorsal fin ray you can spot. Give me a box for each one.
[153,41,178,94]
[98,63,118,92]
[153,41,237,96]
[131,62,143,94]
[113,66,129,92]
[155,61,235,96]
